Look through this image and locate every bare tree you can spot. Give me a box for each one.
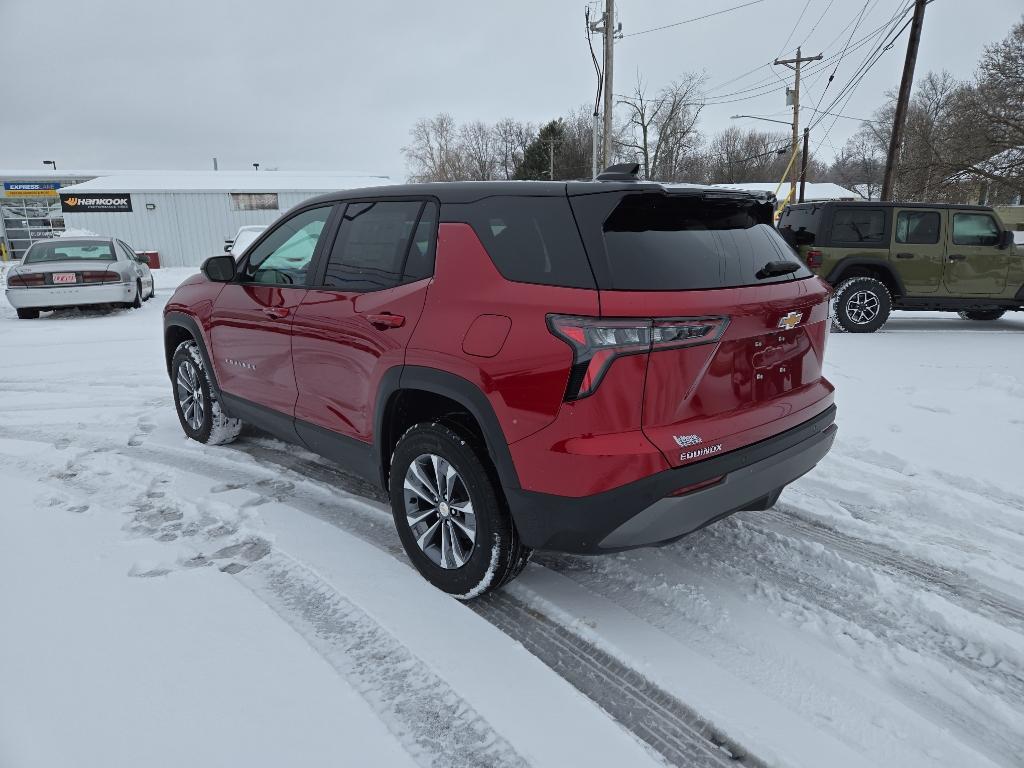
[494,118,536,180]
[698,127,791,184]
[459,121,500,181]
[402,113,466,182]
[616,74,705,180]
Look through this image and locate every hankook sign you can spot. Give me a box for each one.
[60,193,133,213]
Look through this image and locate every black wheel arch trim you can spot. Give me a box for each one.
[375,365,521,495]
[164,312,222,399]
[826,258,907,296]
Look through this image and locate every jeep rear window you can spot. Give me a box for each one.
[830,208,886,243]
[444,196,595,289]
[778,205,820,247]
[582,193,810,291]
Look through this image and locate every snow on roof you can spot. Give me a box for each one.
[710,182,861,201]
[57,171,391,194]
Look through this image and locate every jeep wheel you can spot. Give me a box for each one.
[958,309,1005,321]
[171,340,242,445]
[832,277,891,333]
[390,422,531,599]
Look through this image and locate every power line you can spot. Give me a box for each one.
[776,0,813,58]
[621,0,764,39]
[797,0,836,49]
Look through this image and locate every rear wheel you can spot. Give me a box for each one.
[171,340,242,445]
[131,280,143,309]
[389,422,530,599]
[16,308,39,320]
[832,276,891,333]
[958,309,1005,321]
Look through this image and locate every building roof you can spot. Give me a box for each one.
[56,171,391,194]
[711,182,860,201]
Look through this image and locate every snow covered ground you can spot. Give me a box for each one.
[1,269,1022,767]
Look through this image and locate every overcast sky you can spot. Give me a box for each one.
[1,0,1020,182]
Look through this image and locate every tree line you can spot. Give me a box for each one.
[403,18,1023,204]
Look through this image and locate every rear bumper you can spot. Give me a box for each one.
[6,283,134,309]
[506,405,837,553]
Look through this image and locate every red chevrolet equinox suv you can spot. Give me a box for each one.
[164,167,837,598]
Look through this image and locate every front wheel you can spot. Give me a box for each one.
[171,340,242,445]
[832,276,892,333]
[390,422,531,599]
[958,309,1005,321]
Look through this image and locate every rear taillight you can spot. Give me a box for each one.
[805,249,823,269]
[547,314,729,400]
[9,273,45,287]
[81,271,121,284]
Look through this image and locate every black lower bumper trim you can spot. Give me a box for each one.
[506,405,837,554]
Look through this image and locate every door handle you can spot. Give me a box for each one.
[948,254,967,262]
[262,307,291,320]
[895,252,914,259]
[365,312,405,329]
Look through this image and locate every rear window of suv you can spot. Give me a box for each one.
[574,192,810,291]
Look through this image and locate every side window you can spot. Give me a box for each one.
[830,208,886,244]
[115,241,133,261]
[243,206,332,285]
[454,196,593,288]
[403,202,439,282]
[895,211,940,244]
[952,213,1000,246]
[321,200,422,292]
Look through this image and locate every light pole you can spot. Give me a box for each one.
[43,160,57,171]
[252,163,260,171]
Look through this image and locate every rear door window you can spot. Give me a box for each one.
[320,200,424,292]
[895,210,941,244]
[830,208,887,244]
[575,192,809,291]
[445,196,595,289]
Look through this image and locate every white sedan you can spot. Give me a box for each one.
[5,238,155,319]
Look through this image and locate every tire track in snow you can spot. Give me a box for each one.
[755,506,1024,631]
[102,435,770,768]
[238,552,530,768]
[472,592,763,768]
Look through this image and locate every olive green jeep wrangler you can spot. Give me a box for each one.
[778,201,1021,332]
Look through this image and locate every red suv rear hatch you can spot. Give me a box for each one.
[569,189,834,469]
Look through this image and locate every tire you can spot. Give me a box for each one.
[389,422,531,599]
[831,276,892,333]
[958,309,1005,321]
[170,340,242,445]
[16,308,40,320]
[131,280,143,309]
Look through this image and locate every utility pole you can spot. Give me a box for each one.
[881,0,927,201]
[601,0,619,169]
[775,47,822,199]
[799,127,810,202]
[549,139,555,180]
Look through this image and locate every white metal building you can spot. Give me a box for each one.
[58,171,390,267]
[710,182,861,202]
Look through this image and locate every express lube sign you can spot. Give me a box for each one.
[60,193,133,213]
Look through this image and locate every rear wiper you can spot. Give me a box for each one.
[756,261,801,279]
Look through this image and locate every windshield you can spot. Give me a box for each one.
[23,241,115,264]
[588,193,811,291]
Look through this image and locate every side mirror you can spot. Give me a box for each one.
[136,253,151,266]
[999,230,1014,250]
[201,254,236,283]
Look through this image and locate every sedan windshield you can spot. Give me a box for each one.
[24,242,115,264]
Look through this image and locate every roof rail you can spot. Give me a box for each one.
[596,163,640,182]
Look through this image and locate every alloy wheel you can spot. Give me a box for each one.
[176,360,205,431]
[846,290,880,325]
[403,453,477,569]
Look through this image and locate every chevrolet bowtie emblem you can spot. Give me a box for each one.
[778,311,803,330]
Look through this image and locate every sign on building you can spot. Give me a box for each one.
[60,193,133,213]
[4,182,61,197]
